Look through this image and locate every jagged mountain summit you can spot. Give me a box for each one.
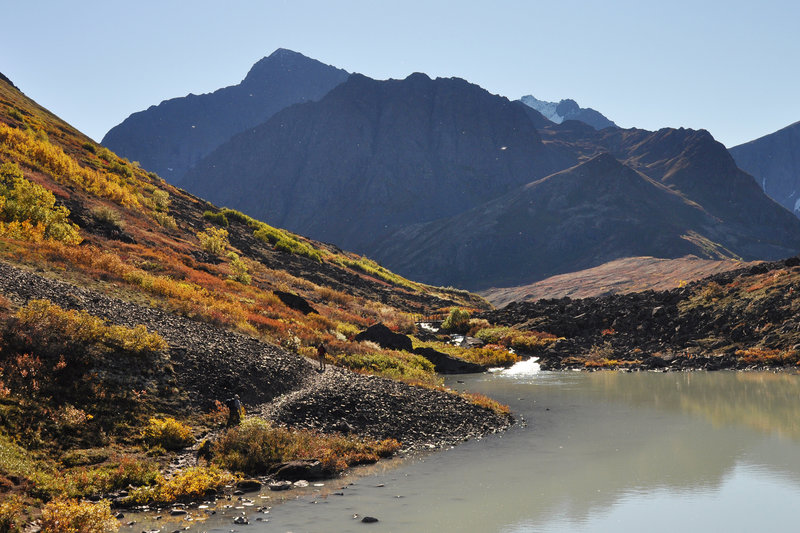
[102,48,349,184]
[180,72,567,251]
[520,95,616,130]
[729,120,800,217]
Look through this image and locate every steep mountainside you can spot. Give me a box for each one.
[729,121,800,216]
[372,154,739,289]
[520,95,616,130]
[374,124,800,290]
[181,72,566,251]
[102,49,349,184]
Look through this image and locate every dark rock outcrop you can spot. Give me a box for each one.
[274,290,316,315]
[272,460,325,481]
[412,347,484,374]
[355,323,413,352]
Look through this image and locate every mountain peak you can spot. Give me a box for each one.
[520,95,616,130]
[242,48,346,86]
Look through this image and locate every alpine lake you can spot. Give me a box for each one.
[132,362,800,532]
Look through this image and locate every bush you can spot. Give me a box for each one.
[40,498,119,533]
[0,162,82,244]
[226,252,251,285]
[152,211,177,229]
[124,465,234,505]
[213,417,400,475]
[142,417,194,451]
[196,227,229,255]
[441,308,471,333]
[91,206,125,230]
[0,494,24,533]
[14,299,168,356]
[151,189,170,212]
[202,210,229,227]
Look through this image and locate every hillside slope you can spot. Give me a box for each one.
[373,154,740,289]
[729,121,800,216]
[0,72,509,524]
[102,49,349,184]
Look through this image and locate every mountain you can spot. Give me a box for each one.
[102,48,349,183]
[520,95,616,130]
[181,72,567,251]
[372,154,738,289]
[729,121,800,216]
[373,126,800,289]
[173,68,800,291]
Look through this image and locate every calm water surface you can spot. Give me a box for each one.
[136,366,800,532]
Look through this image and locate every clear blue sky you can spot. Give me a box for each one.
[3,0,799,147]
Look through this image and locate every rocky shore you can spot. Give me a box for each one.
[481,256,800,371]
[0,260,511,447]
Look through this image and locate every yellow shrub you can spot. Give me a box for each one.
[196,227,229,255]
[40,498,119,533]
[142,417,194,451]
[15,300,168,355]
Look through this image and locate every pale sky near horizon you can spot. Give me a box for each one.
[3,0,799,147]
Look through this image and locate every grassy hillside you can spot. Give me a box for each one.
[0,75,505,530]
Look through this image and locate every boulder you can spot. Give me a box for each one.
[413,347,484,374]
[274,290,317,315]
[355,323,413,352]
[236,479,262,492]
[272,459,325,481]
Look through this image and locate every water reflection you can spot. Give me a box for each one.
[137,371,800,532]
[583,371,800,442]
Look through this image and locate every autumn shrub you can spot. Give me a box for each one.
[0,161,82,244]
[40,498,119,533]
[213,417,400,474]
[151,211,177,229]
[333,351,437,384]
[736,347,798,366]
[0,495,24,533]
[226,252,251,285]
[202,210,229,227]
[473,326,558,353]
[196,227,229,255]
[150,188,170,212]
[441,308,471,333]
[334,255,419,290]
[0,123,140,208]
[461,392,511,416]
[13,299,168,356]
[90,205,125,230]
[142,417,194,451]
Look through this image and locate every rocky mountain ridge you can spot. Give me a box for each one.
[520,94,616,130]
[102,49,349,184]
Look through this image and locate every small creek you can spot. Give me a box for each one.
[130,364,800,532]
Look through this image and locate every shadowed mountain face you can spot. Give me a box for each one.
[372,154,731,289]
[102,49,349,183]
[181,72,566,251]
[729,121,800,217]
[372,126,800,289]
